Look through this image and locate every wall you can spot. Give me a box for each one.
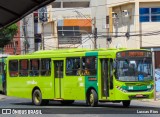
[108,1,160,49]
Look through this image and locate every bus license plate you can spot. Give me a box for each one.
[136,94,143,98]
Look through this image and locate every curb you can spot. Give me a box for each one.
[0,95,6,100]
[141,99,160,102]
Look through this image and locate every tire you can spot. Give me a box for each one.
[88,89,98,107]
[122,100,131,107]
[61,100,75,105]
[32,89,43,106]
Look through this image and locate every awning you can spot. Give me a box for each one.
[0,0,55,29]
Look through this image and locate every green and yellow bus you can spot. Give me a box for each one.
[6,48,154,107]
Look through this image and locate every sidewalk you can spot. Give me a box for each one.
[0,94,6,100]
[137,92,160,107]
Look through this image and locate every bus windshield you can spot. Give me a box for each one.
[116,58,152,82]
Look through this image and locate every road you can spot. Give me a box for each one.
[0,95,160,117]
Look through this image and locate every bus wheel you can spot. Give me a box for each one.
[122,100,131,107]
[88,89,98,107]
[61,100,75,105]
[32,89,43,106]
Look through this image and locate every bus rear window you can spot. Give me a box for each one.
[9,60,18,77]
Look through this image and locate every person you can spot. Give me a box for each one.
[82,58,91,75]
[128,64,135,76]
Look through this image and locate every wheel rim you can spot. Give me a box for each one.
[35,92,40,103]
[90,93,94,105]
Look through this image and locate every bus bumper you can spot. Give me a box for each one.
[114,89,154,100]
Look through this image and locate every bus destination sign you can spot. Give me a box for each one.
[116,51,151,58]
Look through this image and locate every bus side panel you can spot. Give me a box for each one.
[85,52,98,97]
[62,76,86,100]
[7,77,54,99]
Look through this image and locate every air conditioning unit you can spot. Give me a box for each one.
[112,12,118,19]
[122,10,129,17]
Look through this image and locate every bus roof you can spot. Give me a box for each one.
[6,48,150,59]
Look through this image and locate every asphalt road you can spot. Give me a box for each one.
[0,95,159,117]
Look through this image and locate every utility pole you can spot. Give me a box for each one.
[22,18,29,54]
[41,22,45,50]
[151,48,156,101]
[93,17,97,49]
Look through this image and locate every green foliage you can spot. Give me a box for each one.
[0,24,18,47]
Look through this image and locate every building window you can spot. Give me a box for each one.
[151,8,160,22]
[57,26,82,44]
[140,8,160,22]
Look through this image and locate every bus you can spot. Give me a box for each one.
[6,48,154,107]
[0,54,8,94]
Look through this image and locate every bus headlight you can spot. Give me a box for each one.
[116,86,127,93]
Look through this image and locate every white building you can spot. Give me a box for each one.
[107,0,160,49]
[20,13,35,54]
[38,0,108,49]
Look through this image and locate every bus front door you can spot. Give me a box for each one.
[101,59,109,98]
[53,60,64,98]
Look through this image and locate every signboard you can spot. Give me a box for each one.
[116,51,152,58]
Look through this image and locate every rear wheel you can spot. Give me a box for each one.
[87,89,98,107]
[32,89,43,106]
[122,100,131,107]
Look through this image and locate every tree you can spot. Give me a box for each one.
[0,24,18,48]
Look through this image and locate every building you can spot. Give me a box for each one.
[20,13,35,54]
[107,0,160,68]
[34,0,108,49]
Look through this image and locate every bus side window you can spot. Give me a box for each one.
[41,59,51,76]
[30,59,40,76]
[19,59,28,77]
[82,57,97,76]
[66,58,80,76]
[9,60,18,77]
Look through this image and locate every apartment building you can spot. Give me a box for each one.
[108,0,160,68]
[34,0,108,49]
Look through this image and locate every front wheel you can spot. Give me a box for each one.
[87,89,98,107]
[122,100,131,107]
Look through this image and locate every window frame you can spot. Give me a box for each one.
[29,59,40,76]
[19,59,29,77]
[9,60,19,77]
[140,7,160,22]
[40,58,51,76]
[66,57,81,76]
